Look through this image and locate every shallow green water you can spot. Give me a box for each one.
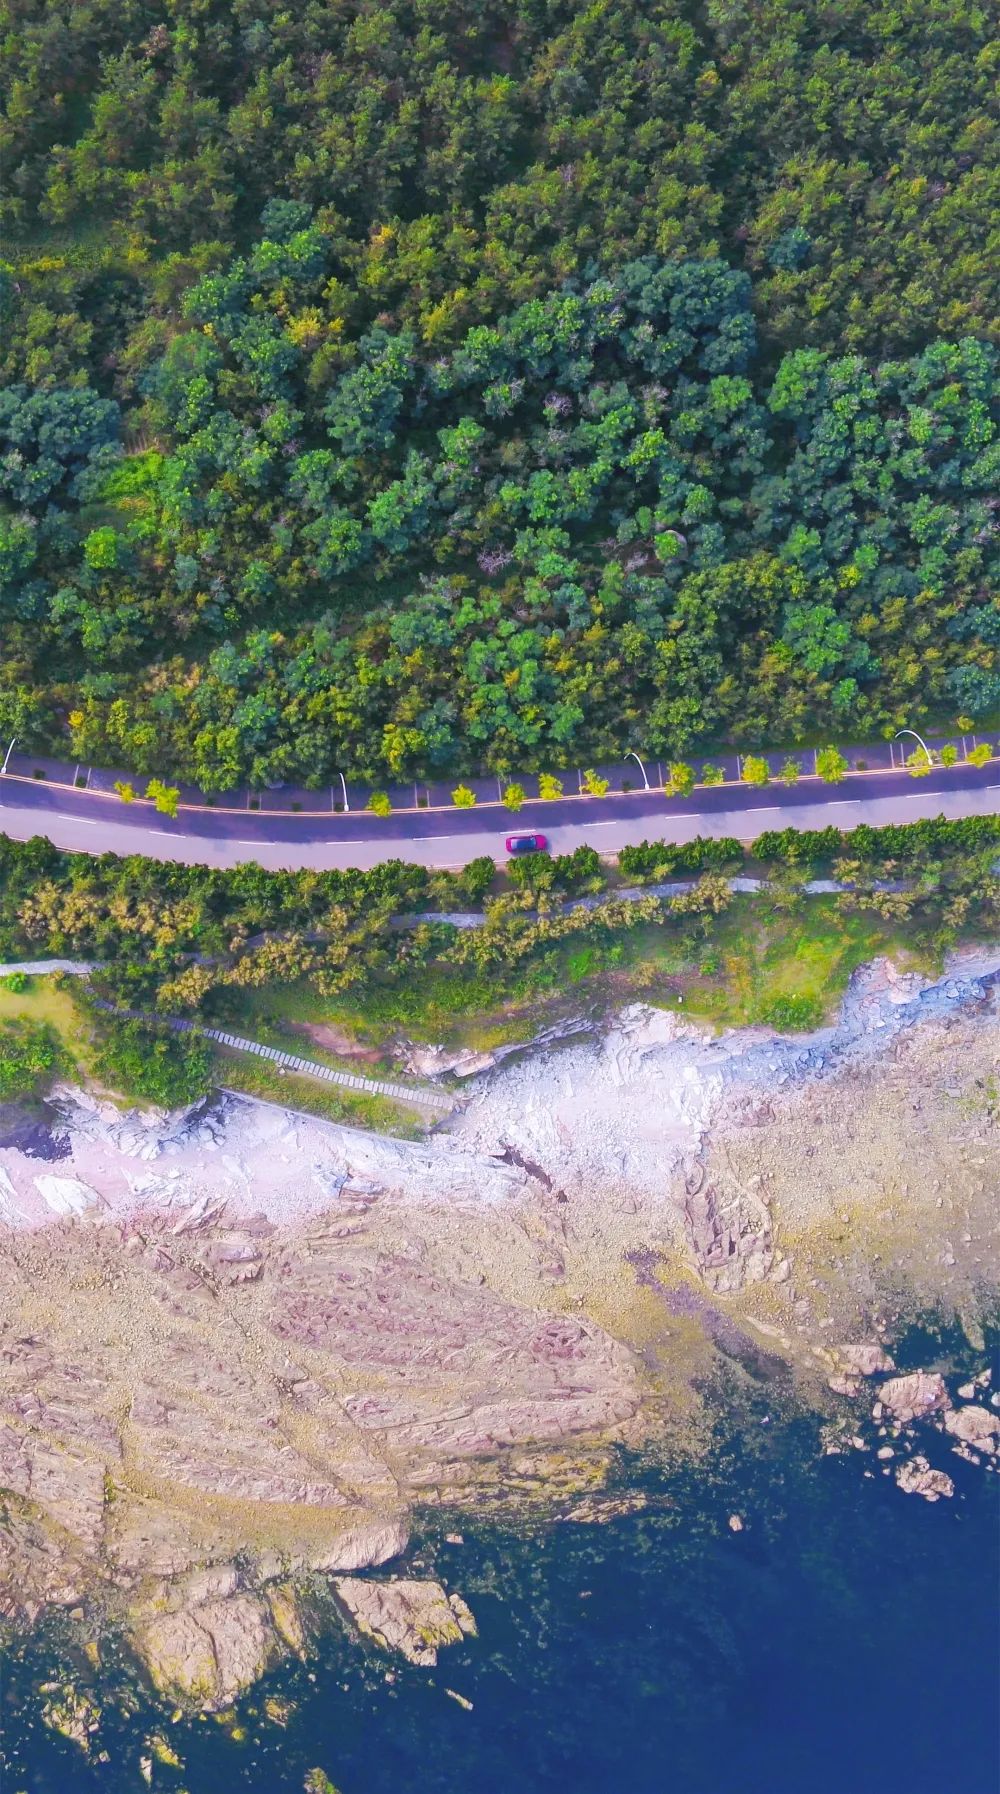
[3,1339,998,1794]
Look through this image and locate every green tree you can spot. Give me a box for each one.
[742,756,769,787]
[582,769,610,796]
[504,783,526,811]
[83,527,120,571]
[815,746,848,783]
[451,785,477,807]
[665,762,695,797]
[967,742,992,767]
[778,757,801,785]
[537,773,563,800]
[145,779,180,818]
[367,792,392,816]
[95,1018,211,1107]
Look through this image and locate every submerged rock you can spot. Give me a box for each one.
[146,1733,183,1768]
[333,1576,477,1666]
[40,1684,102,1752]
[559,1491,649,1525]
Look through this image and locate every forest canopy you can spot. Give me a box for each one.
[2,0,998,786]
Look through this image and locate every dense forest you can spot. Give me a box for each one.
[2,0,998,787]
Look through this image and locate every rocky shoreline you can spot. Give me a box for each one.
[1,947,998,1722]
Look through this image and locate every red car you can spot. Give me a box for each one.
[505,831,548,855]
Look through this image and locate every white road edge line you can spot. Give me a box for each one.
[589,812,699,827]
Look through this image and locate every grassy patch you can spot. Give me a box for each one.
[333,968,514,1037]
[212,1049,425,1138]
[676,898,929,1030]
[324,959,580,1051]
[0,975,94,1076]
[232,968,520,1046]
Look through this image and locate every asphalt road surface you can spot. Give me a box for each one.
[1,762,998,870]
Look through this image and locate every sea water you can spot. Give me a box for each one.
[2,1333,998,1794]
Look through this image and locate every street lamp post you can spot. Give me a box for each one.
[1,736,16,775]
[894,728,932,768]
[337,772,350,812]
[624,749,650,791]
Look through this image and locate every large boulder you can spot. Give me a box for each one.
[306,1519,409,1573]
[135,1591,284,1708]
[332,1576,477,1666]
[135,1608,221,1707]
[943,1404,999,1452]
[878,1372,950,1424]
[895,1456,954,1501]
[836,1343,895,1377]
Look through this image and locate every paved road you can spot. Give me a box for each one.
[1,764,998,870]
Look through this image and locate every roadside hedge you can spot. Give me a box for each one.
[0,812,995,1013]
[753,816,1000,868]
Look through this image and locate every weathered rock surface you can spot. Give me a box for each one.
[0,1200,637,1693]
[836,1343,895,1377]
[333,1576,477,1666]
[895,1455,955,1501]
[135,1608,226,1708]
[2,951,997,1716]
[128,1554,319,1709]
[943,1404,999,1452]
[827,1373,861,1397]
[878,1372,951,1424]
[305,1519,410,1573]
[0,1504,89,1623]
[268,1239,638,1455]
[400,1042,503,1080]
[825,1342,897,1397]
[680,1174,776,1293]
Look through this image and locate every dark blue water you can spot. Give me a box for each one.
[3,1375,998,1794]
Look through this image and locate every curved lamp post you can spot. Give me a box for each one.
[894,728,932,767]
[1,736,16,775]
[624,750,650,790]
